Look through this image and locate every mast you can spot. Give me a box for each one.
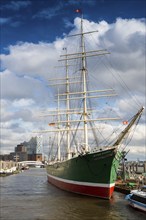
[113,106,144,147]
[81,15,89,152]
[57,89,61,161]
[65,48,71,159]
[38,16,112,157]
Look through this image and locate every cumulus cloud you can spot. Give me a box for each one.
[1,43,60,79]
[126,124,145,161]
[0,69,52,104]
[0,17,145,160]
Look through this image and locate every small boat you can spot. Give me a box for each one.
[21,166,29,170]
[125,185,146,212]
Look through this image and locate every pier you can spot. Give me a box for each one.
[0,160,19,175]
[115,160,146,194]
[0,160,45,175]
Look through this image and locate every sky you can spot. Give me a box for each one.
[0,0,146,161]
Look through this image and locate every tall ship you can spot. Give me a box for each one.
[38,14,144,199]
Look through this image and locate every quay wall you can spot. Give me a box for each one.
[0,160,18,170]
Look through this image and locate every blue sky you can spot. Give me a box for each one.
[1,0,146,53]
[0,0,146,160]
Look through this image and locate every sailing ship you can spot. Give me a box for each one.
[39,14,144,199]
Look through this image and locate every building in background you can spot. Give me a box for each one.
[0,136,43,162]
[22,136,43,161]
[36,135,43,161]
[9,144,28,162]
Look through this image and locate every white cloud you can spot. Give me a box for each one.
[12,99,35,108]
[1,42,59,79]
[0,17,145,160]
[0,69,52,104]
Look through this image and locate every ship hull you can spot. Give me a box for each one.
[46,148,121,199]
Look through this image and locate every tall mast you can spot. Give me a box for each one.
[81,15,88,152]
[65,48,71,159]
[57,89,61,160]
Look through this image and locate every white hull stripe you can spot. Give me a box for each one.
[47,174,115,188]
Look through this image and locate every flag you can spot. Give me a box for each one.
[75,9,82,13]
[48,123,55,126]
[123,121,128,125]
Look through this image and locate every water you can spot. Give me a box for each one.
[0,169,145,220]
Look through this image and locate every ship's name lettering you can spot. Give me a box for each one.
[93,151,109,157]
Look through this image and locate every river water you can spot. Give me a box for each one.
[0,168,145,220]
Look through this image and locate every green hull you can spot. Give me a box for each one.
[47,147,122,199]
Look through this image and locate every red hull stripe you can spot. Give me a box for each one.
[48,174,115,199]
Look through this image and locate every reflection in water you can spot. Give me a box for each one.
[0,169,145,220]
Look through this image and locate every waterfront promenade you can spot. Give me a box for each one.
[0,160,18,174]
[0,160,45,174]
